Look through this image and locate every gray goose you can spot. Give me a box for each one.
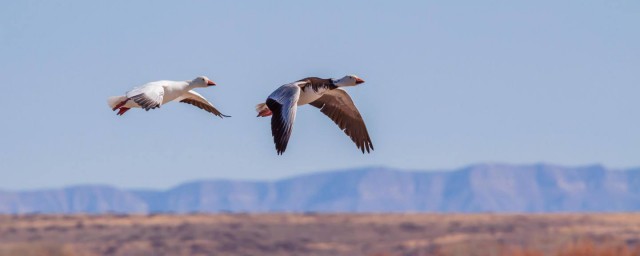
[256,75,373,154]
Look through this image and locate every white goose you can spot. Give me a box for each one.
[256,75,373,154]
[107,76,229,118]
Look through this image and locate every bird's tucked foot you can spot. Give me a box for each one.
[116,107,130,116]
[112,99,129,111]
[257,109,272,117]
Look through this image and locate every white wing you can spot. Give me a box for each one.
[266,82,304,154]
[126,84,165,111]
[176,90,230,118]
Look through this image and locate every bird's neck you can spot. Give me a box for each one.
[185,81,202,90]
[332,78,351,87]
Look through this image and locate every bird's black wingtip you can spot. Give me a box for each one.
[359,144,374,154]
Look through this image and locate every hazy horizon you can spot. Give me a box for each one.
[1,162,636,192]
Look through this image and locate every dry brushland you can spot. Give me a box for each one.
[1,213,640,256]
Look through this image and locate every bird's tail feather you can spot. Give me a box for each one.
[255,103,268,113]
[107,96,128,110]
[255,102,272,117]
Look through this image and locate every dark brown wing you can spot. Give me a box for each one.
[178,90,230,118]
[309,89,374,153]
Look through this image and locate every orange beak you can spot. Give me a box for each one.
[207,80,216,86]
[355,77,365,84]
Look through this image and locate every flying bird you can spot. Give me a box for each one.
[256,75,373,154]
[107,76,230,118]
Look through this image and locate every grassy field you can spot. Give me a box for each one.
[1,213,640,256]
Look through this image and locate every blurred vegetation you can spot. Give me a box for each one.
[2,214,640,256]
[1,239,640,256]
[0,243,94,256]
[371,239,640,256]
[507,240,640,256]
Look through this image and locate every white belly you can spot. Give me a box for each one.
[297,87,330,106]
[161,87,186,104]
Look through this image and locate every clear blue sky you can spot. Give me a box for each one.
[1,1,638,190]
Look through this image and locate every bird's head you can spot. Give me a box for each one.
[333,75,365,87]
[192,76,216,87]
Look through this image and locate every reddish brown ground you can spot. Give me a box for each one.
[1,213,639,256]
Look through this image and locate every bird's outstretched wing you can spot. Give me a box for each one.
[310,89,373,153]
[177,90,230,118]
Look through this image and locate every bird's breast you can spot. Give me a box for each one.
[162,87,187,104]
[297,87,330,106]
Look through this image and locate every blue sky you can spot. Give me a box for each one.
[1,1,638,190]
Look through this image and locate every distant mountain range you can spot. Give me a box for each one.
[1,163,639,214]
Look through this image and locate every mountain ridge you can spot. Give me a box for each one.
[1,163,638,214]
